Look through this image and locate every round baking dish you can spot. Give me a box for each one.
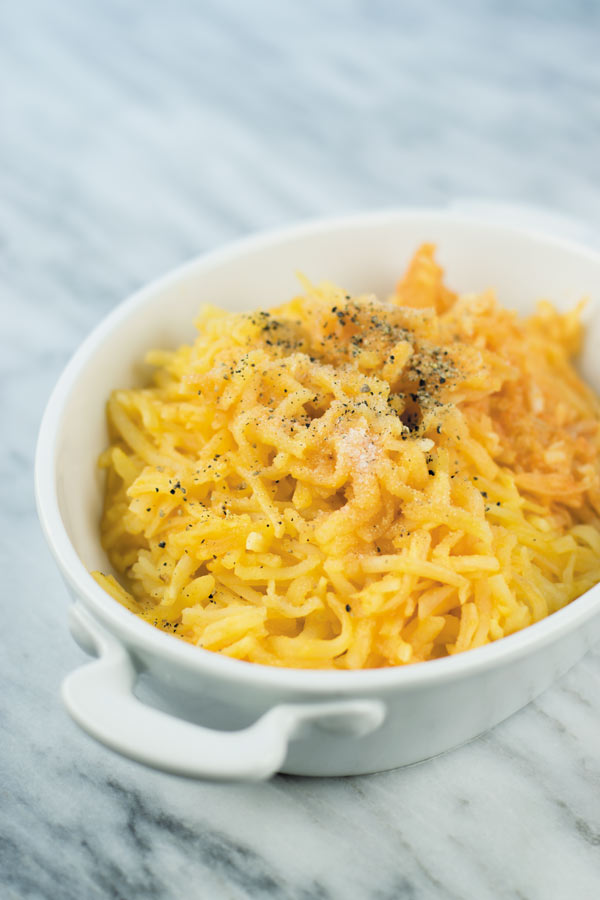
[35,210,600,780]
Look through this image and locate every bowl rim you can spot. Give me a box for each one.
[35,207,600,693]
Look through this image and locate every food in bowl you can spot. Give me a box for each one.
[93,243,600,670]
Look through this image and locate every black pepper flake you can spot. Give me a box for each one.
[345,604,351,612]
[158,541,166,548]
[428,470,435,476]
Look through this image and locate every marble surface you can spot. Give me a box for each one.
[2,1,600,897]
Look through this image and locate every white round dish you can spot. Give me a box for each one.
[35,210,600,780]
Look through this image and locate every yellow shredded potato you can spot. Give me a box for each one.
[93,244,600,668]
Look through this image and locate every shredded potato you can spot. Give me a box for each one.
[93,244,600,668]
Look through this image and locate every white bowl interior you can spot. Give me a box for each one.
[49,213,600,578]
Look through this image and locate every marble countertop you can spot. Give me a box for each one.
[2,1,600,897]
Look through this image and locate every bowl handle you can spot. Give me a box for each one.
[63,603,386,781]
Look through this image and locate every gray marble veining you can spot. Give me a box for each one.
[2,1,600,897]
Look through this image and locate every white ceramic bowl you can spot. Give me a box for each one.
[35,210,600,780]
